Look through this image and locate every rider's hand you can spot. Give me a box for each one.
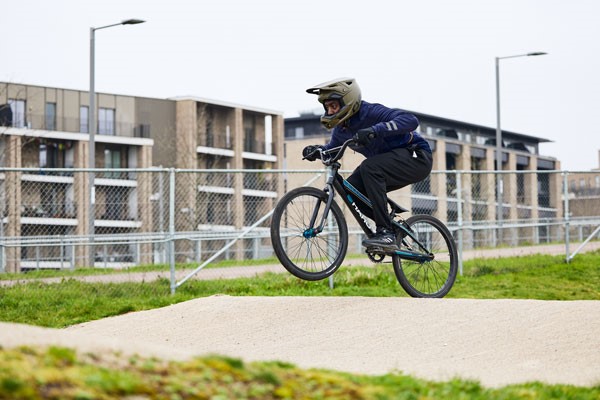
[353,127,376,146]
[302,145,322,161]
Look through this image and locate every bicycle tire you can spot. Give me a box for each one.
[392,214,458,298]
[270,187,348,281]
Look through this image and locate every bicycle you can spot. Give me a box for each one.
[270,138,458,298]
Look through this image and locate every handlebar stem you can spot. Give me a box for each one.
[320,138,356,165]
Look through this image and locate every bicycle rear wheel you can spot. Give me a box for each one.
[392,214,458,298]
[270,187,348,281]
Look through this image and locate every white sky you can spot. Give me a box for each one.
[1,0,599,171]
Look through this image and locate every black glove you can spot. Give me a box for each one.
[353,127,376,145]
[302,145,322,161]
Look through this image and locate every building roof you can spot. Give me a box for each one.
[288,109,553,144]
[1,81,283,117]
[168,96,283,116]
[411,110,552,144]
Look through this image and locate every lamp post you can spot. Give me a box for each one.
[89,18,145,266]
[494,51,546,244]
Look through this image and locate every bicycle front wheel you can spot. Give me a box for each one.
[393,214,458,298]
[270,187,348,281]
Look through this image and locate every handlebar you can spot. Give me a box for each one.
[304,138,357,165]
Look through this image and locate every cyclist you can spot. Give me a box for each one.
[303,77,433,249]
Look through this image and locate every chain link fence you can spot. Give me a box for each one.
[1,168,599,295]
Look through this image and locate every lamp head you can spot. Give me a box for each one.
[122,19,145,25]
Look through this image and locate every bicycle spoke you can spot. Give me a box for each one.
[393,215,458,298]
[271,188,348,280]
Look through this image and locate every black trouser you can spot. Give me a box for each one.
[346,146,433,231]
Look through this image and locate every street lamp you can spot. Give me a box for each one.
[494,51,547,243]
[88,18,145,266]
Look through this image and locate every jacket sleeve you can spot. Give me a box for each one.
[322,127,346,150]
[369,106,419,138]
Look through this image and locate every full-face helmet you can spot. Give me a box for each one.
[306,78,361,129]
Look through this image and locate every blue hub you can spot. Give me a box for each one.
[303,228,317,238]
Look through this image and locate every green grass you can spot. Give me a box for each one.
[457,251,600,300]
[0,346,598,400]
[0,257,283,281]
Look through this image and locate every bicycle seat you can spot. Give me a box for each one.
[387,198,409,214]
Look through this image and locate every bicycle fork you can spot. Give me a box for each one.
[303,187,335,239]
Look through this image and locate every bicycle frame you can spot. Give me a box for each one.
[307,143,434,263]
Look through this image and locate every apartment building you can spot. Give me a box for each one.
[163,96,284,260]
[0,82,283,271]
[284,110,562,248]
[567,150,600,218]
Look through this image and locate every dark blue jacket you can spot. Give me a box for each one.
[323,100,431,158]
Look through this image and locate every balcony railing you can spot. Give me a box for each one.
[244,138,274,155]
[20,203,78,219]
[1,114,137,136]
[198,133,233,150]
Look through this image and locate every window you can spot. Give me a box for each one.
[65,145,74,168]
[517,173,525,203]
[104,148,121,168]
[475,136,487,145]
[39,144,47,167]
[104,147,122,178]
[243,115,256,152]
[596,176,600,188]
[104,149,121,168]
[446,153,457,198]
[45,102,56,131]
[80,106,89,133]
[98,108,115,135]
[8,99,25,128]
[538,175,551,207]
[39,142,59,168]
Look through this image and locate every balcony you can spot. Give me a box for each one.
[1,113,138,136]
[199,133,232,150]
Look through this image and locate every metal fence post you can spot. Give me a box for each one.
[135,242,141,266]
[169,168,177,294]
[563,172,571,262]
[60,238,65,270]
[456,171,464,275]
[70,244,75,270]
[157,169,167,265]
[0,245,4,273]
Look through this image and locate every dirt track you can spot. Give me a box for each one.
[1,295,599,388]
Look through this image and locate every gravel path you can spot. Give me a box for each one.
[1,295,599,388]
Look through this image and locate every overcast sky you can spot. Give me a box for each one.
[2,0,599,171]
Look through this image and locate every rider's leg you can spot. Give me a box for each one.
[353,147,432,247]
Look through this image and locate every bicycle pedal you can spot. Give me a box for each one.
[366,246,385,253]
